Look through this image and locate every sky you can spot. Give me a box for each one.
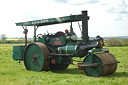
[0,0,128,38]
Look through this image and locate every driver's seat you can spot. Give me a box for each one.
[54,31,65,37]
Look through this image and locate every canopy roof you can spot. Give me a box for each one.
[16,14,84,26]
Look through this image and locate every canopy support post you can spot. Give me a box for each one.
[22,26,28,46]
[34,26,38,42]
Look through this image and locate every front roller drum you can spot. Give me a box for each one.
[24,43,50,72]
[83,53,117,77]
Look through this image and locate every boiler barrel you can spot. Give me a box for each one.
[58,45,77,55]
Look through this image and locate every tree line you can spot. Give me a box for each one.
[0,34,128,47]
[105,38,128,47]
[0,34,33,44]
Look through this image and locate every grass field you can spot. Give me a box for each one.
[0,44,128,85]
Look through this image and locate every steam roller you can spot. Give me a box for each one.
[12,10,118,77]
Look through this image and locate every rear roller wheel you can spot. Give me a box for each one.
[83,53,117,77]
[24,43,50,72]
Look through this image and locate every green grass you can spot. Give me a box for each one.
[0,44,128,85]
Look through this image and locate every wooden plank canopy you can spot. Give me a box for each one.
[15,14,84,26]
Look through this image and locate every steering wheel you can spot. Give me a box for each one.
[37,34,43,38]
